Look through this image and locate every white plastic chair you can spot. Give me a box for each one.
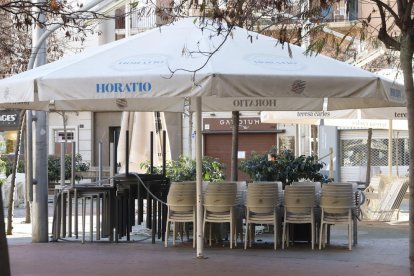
[319,184,354,250]
[244,182,280,250]
[203,182,238,248]
[164,182,196,248]
[282,185,316,249]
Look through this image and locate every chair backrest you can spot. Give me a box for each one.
[320,193,354,214]
[246,195,277,213]
[169,181,196,192]
[284,185,316,209]
[246,182,278,213]
[205,182,237,194]
[292,181,321,194]
[252,181,282,191]
[320,183,355,214]
[204,192,236,212]
[322,183,354,193]
[167,191,196,212]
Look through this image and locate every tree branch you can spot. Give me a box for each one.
[371,0,402,29]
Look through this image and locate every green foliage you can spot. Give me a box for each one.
[0,155,25,179]
[141,155,225,182]
[0,158,6,186]
[239,148,330,185]
[48,154,90,183]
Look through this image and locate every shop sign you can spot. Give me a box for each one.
[0,110,19,129]
[203,117,277,132]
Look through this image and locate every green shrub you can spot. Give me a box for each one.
[48,154,90,183]
[0,155,25,179]
[239,148,330,185]
[141,155,225,182]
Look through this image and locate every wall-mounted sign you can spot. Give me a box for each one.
[203,117,280,133]
[0,110,20,130]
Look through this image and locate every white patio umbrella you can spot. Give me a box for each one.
[261,107,408,130]
[117,111,171,173]
[0,18,406,258]
[261,106,408,177]
[0,19,405,112]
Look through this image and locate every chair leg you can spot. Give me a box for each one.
[209,223,212,247]
[249,224,253,248]
[230,221,233,249]
[286,224,290,248]
[274,221,277,250]
[319,223,323,250]
[164,220,170,247]
[348,223,351,250]
[244,223,248,250]
[193,220,196,249]
[311,222,314,250]
[173,222,177,246]
[96,195,100,241]
[90,196,94,242]
[282,222,286,249]
[82,197,86,244]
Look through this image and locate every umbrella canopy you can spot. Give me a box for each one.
[0,18,406,111]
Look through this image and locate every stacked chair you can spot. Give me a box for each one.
[319,183,355,250]
[244,182,281,250]
[292,181,322,194]
[203,182,238,248]
[282,185,317,249]
[164,181,197,247]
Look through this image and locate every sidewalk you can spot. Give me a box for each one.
[4,201,410,276]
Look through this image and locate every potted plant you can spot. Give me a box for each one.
[239,148,330,187]
[48,153,90,185]
[141,155,225,182]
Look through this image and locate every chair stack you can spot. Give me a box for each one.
[164,181,196,247]
[244,182,280,250]
[319,183,354,250]
[282,185,316,249]
[203,182,238,248]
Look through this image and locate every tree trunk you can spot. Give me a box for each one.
[22,119,30,223]
[399,34,414,275]
[0,189,11,276]
[231,111,239,181]
[6,110,25,235]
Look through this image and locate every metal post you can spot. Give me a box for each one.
[98,142,103,185]
[32,111,49,242]
[162,130,166,176]
[31,0,49,242]
[71,142,76,187]
[26,111,33,202]
[60,143,65,187]
[125,130,129,175]
[366,129,373,186]
[329,147,334,179]
[195,97,204,258]
[150,131,154,173]
[388,120,393,176]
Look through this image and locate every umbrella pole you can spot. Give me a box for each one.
[388,120,393,176]
[195,97,205,259]
[162,130,166,176]
[150,131,154,174]
[125,130,129,176]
